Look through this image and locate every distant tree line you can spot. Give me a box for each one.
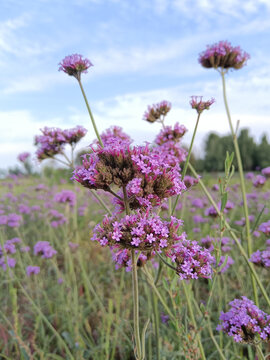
[194,129,270,172]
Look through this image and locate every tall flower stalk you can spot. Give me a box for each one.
[59,54,103,147]
[171,96,215,215]
[199,41,259,305]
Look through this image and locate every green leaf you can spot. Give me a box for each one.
[220,192,228,212]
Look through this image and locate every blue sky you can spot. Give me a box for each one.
[1,0,270,169]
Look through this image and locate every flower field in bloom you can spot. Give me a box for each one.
[0,169,269,359]
[1,41,270,359]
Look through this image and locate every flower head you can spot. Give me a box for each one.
[18,152,30,163]
[155,123,187,145]
[58,54,93,80]
[26,266,40,276]
[73,143,185,211]
[166,239,214,280]
[190,96,215,114]
[54,190,76,207]
[34,241,57,259]
[199,41,250,70]
[262,167,270,178]
[258,220,270,236]
[217,296,270,343]
[143,101,171,123]
[253,175,266,188]
[92,211,184,252]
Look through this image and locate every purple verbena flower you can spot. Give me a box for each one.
[143,101,171,123]
[155,123,187,146]
[91,126,132,148]
[93,211,184,253]
[253,175,266,188]
[190,96,215,114]
[166,239,214,280]
[26,265,40,276]
[58,54,93,80]
[54,190,76,207]
[259,220,270,236]
[262,167,270,178]
[199,41,250,70]
[217,296,270,343]
[34,241,57,259]
[217,255,234,273]
[18,152,30,163]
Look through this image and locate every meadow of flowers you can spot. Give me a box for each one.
[1,41,270,360]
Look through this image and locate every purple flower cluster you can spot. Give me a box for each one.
[34,241,57,259]
[166,239,214,280]
[92,126,132,148]
[250,250,270,267]
[111,248,150,271]
[155,123,187,146]
[49,209,67,228]
[258,220,270,236]
[152,142,187,168]
[143,100,171,123]
[58,54,93,80]
[0,213,22,228]
[0,238,22,271]
[0,256,16,271]
[190,96,215,114]
[199,41,250,70]
[26,265,40,276]
[92,212,184,252]
[18,152,30,163]
[73,143,185,210]
[217,297,270,343]
[54,190,76,207]
[262,167,270,178]
[217,255,234,273]
[35,126,87,160]
[253,175,266,188]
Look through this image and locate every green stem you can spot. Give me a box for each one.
[171,112,201,215]
[152,292,160,360]
[207,321,227,360]
[182,112,201,180]
[123,185,142,359]
[132,250,142,360]
[182,282,206,360]
[220,70,258,306]
[90,190,112,216]
[255,344,265,360]
[188,163,270,308]
[142,266,175,320]
[78,79,104,147]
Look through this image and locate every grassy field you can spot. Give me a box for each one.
[0,170,269,360]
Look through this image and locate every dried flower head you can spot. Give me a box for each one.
[190,96,215,114]
[199,41,250,70]
[59,54,93,80]
[155,123,187,145]
[35,126,87,160]
[143,101,171,123]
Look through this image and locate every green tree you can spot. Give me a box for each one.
[254,134,270,169]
